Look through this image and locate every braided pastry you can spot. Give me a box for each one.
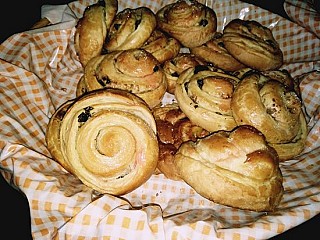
[46,88,159,195]
[156,0,217,48]
[190,32,246,72]
[74,0,118,67]
[231,71,307,161]
[76,48,167,109]
[174,125,284,212]
[162,53,206,94]
[141,29,181,64]
[222,18,283,71]
[174,65,239,132]
[152,103,210,180]
[104,6,157,52]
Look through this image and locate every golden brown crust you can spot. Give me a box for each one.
[174,125,284,212]
[231,72,307,160]
[74,0,118,67]
[222,18,283,71]
[152,103,210,180]
[163,53,206,94]
[78,49,167,109]
[104,6,157,52]
[141,30,181,64]
[46,88,159,195]
[156,0,217,48]
[174,65,239,132]
[190,32,246,72]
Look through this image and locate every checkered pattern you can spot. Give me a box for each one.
[0,0,319,239]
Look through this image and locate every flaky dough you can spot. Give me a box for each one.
[174,125,284,212]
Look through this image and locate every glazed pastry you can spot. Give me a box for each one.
[190,32,246,72]
[74,0,118,67]
[156,0,217,48]
[174,125,284,212]
[77,49,167,109]
[174,65,239,132]
[163,53,206,94]
[152,103,210,180]
[231,71,307,161]
[222,18,283,71]
[141,29,181,64]
[46,88,159,195]
[104,6,157,52]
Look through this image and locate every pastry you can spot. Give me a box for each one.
[231,71,307,160]
[76,48,167,109]
[174,125,284,212]
[104,6,157,52]
[156,0,217,48]
[74,0,118,67]
[190,32,246,72]
[174,65,239,132]
[46,88,159,195]
[222,18,283,71]
[152,103,210,180]
[163,53,206,94]
[141,29,181,64]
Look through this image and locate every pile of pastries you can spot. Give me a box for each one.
[46,0,308,212]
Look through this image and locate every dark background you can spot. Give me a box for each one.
[0,1,318,239]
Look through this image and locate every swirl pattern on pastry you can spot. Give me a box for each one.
[162,53,206,94]
[104,6,157,52]
[222,18,283,71]
[190,32,246,72]
[74,0,118,67]
[231,71,307,160]
[174,65,239,132]
[77,49,167,109]
[156,0,217,48]
[152,103,210,180]
[141,29,181,64]
[174,125,284,212]
[46,88,159,195]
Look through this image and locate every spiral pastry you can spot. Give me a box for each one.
[162,53,206,94]
[156,0,217,48]
[74,0,118,67]
[77,48,167,109]
[231,72,307,161]
[174,65,239,132]
[190,32,246,72]
[46,88,159,195]
[174,125,284,212]
[104,6,157,52]
[152,103,210,180]
[222,18,283,71]
[141,29,181,64]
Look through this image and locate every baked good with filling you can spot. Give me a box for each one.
[46,88,159,195]
[156,0,217,48]
[222,18,283,71]
[231,71,307,161]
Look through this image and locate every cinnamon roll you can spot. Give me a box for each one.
[162,53,206,94]
[74,0,118,67]
[222,18,283,71]
[156,0,217,48]
[141,29,181,64]
[46,88,159,195]
[231,71,307,161]
[152,103,210,180]
[190,32,246,72]
[174,65,239,132]
[104,6,157,52]
[76,48,167,109]
[174,125,284,212]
